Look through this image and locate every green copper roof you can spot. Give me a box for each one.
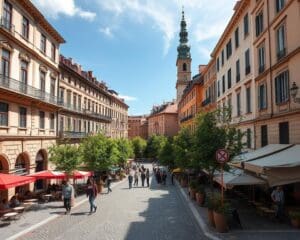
[177,9,191,59]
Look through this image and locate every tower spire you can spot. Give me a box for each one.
[177,6,190,59]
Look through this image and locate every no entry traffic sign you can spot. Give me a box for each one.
[216,149,229,164]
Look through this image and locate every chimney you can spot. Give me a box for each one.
[88,71,93,79]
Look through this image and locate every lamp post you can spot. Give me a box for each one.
[290,82,300,103]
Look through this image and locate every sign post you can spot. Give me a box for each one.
[216,149,229,206]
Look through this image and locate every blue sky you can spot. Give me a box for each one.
[32,0,236,115]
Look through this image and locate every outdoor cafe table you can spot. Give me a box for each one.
[24,199,38,203]
[13,206,25,213]
[3,212,19,221]
[42,194,53,202]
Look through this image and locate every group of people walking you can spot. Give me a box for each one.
[154,168,167,185]
[128,165,150,189]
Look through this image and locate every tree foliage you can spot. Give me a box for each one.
[131,137,147,158]
[48,144,81,175]
[145,135,167,159]
[159,137,175,168]
[115,138,134,166]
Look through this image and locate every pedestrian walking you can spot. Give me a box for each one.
[86,178,98,213]
[128,173,133,189]
[62,180,74,214]
[146,169,150,187]
[171,172,174,185]
[162,171,167,185]
[156,169,161,184]
[134,171,139,187]
[107,175,112,193]
[141,170,146,187]
[271,186,285,221]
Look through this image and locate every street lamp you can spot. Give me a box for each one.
[290,82,300,103]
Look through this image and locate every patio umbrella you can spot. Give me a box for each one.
[70,171,92,179]
[0,173,35,190]
[172,168,183,173]
[28,170,66,179]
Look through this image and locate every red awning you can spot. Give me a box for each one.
[0,173,35,190]
[28,170,66,180]
[70,171,92,179]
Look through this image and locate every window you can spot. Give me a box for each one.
[258,44,265,73]
[261,125,268,147]
[237,92,241,116]
[226,39,232,59]
[78,120,82,132]
[275,70,289,104]
[227,95,232,119]
[1,49,10,77]
[276,0,285,13]
[244,13,249,37]
[217,81,220,97]
[216,57,220,72]
[73,119,76,131]
[221,50,224,66]
[51,43,56,61]
[40,71,46,92]
[183,63,187,71]
[276,24,286,60]
[258,83,267,110]
[73,94,77,109]
[22,16,29,39]
[78,95,82,110]
[67,91,71,107]
[222,75,225,93]
[279,122,289,144]
[0,102,8,126]
[245,49,251,75]
[246,128,251,148]
[255,11,264,37]
[246,87,251,113]
[235,27,239,48]
[3,0,12,31]
[50,113,55,130]
[59,87,64,104]
[227,69,231,89]
[50,78,55,97]
[39,111,45,129]
[19,107,26,128]
[40,34,46,53]
[20,60,28,89]
[236,59,240,82]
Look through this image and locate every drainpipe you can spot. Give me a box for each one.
[267,0,274,117]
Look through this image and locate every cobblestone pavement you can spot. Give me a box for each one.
[17,165,206,240]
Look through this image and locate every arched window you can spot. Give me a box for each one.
[183,63,187,71]
[15,154,28,175]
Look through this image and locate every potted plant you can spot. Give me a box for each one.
[290,211,300,228]
[189,180,198,200]
[195,185,205,206]
[213,199,230,233]
[206,195,216,227]
[180,174,188,188]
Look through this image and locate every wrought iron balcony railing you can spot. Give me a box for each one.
[0,74,60,105]
[59,131,88,138]
[180,114,194,123]
[201,97,211,107]
[277,48,286,61]
[0,17,15,34]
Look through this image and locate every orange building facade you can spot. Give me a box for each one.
[178,73,204,132]
[128,115,148,139]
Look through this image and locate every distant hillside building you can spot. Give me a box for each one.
[148,101,179,137]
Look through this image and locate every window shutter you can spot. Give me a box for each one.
[275,76,279,104]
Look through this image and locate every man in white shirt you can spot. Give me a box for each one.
[271,186,285,221]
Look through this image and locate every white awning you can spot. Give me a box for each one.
[244,145,300,186]
[213,168,266,190]
[231,144,292,168]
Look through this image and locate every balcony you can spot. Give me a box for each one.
[59,131,87,139]
[0,17,15,35]
[0,74,60,106]
[277,48,286,61]
[180,114,194,123]
[201,98,211,107]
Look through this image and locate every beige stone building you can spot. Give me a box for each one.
[148,101,178,137]
[0,0,65,197]
[251,0,300,148]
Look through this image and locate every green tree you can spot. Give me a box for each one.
[192,109,244,188]
[145,135,167,159]
[131,137,147,159]
[158,137,175,168]
[115,138,134,167]
[80,134,112,171]
[48,144,81,176]
[173,127,194,169]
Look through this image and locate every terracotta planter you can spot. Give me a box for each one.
[291,218,300,228]
[213,211,228,233]
[195,192,205,206]
[207,209,215,227]
[97,183,103,193]
[180,179,188,187]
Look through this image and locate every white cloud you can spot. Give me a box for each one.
[99,27,113,38]
[31,0,96,21]
[96,0,236,57]
[118,95,138,101]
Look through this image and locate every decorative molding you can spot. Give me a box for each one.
[50,71,57,79]
[39,65,48,73]
[0,42,13,51]
[19,52,31,62]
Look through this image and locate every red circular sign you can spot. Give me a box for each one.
[216,149,229,164]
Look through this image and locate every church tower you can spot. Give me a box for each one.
[176,9,191,102]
